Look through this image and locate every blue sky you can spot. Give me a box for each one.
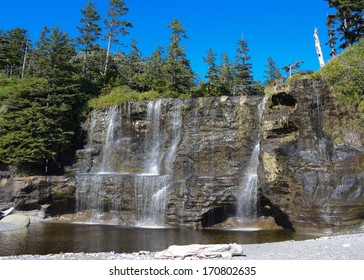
[0,0,334,81]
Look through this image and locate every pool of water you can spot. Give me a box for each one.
[0,222,318,256]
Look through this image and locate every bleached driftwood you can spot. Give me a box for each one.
[155,243,244,260]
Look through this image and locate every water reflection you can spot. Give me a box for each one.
[0,223,317,256]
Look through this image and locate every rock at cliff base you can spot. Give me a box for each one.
[0,214,30,228]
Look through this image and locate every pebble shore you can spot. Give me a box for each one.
[1,232,363,260]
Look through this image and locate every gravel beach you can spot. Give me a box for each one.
[1,231,363,260]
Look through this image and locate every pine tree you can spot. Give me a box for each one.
[104,0,133,75]
[76,1,102,77]
[145,46,166,92]
[165,19,195,95]
[120,39,146,91]
[233,37,254,95]
[217,52,234,95]
[264,57,283,85]
[33,26,76,88]
[0,78,79,174]
[203,48,219,95]
[0,28,30,78]
[325,0,364,49]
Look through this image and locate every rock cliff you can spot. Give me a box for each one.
[75,96,262,227]
[259,79,364,232]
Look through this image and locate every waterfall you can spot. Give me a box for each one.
[164,99,182,174]
[100,106,119,173]
[134,175,171,226]
[76,99,177,226]
[237,98,265,219]
[144,99,162,175]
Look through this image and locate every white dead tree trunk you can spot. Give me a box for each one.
[21,37,29,79]
[103,35,112,75]
[314,28,325,68]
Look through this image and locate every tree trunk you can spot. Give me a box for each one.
[21,38,29,79]
[104,36,112,75]
[314,28,325,67]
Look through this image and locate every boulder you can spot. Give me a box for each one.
[0,214,30,228]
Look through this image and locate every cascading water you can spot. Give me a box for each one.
[236,98,265,221]
[134,175,171,226]
[76,99,184,226]
[100,106,119,174]
[164,99,182,174]
[144,99,162,175]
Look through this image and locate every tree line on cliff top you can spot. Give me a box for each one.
[0,0,362,174]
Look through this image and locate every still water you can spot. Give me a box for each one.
[0,223,317,256]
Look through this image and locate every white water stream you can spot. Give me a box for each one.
[237,98,265,220]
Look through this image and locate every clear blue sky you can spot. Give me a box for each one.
[0,0,335,81]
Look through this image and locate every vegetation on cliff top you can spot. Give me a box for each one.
[315,39,364,112]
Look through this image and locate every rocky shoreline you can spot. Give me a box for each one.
[1,231,363,260]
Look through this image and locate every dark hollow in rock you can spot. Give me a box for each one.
[271,92,297,107]
[201,204,236,228]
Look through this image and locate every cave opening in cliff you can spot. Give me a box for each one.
[201,204,236,228]
[259,196,295,232]
[271,92,297,107]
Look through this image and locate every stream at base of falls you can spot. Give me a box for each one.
[0,222,319,256]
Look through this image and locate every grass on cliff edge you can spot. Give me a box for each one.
[314,39,364,112]
[88,86,192,110]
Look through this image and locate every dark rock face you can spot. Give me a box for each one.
[0,175,76,215]
[259,79,364,231]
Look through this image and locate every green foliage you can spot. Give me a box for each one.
[0,77,81,173]
[325,0,364,50]
[264,57,283,85]
[233,38,254,95]
[0,28,30,78]
[165,19,195,94]
[76,1,102,77]
[88,86,163,109]
[32,26,76,88]
[316,39,364,108]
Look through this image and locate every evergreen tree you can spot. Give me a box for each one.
[0,78,79,174]
[325,0,364,49]
[233,38,254,95]
[203,48,219,95]
[264,57,283,85]
[217,52,234,95]
[0,28,30,78]
[145,46,166,92]
[33,26,76,88]
[104,0,133,74]
[119,39,146,91]
[76,1,102,77]
[165,19,195,95]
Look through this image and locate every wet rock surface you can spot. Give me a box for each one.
[259,79,364,231]
[75,96,263,227]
